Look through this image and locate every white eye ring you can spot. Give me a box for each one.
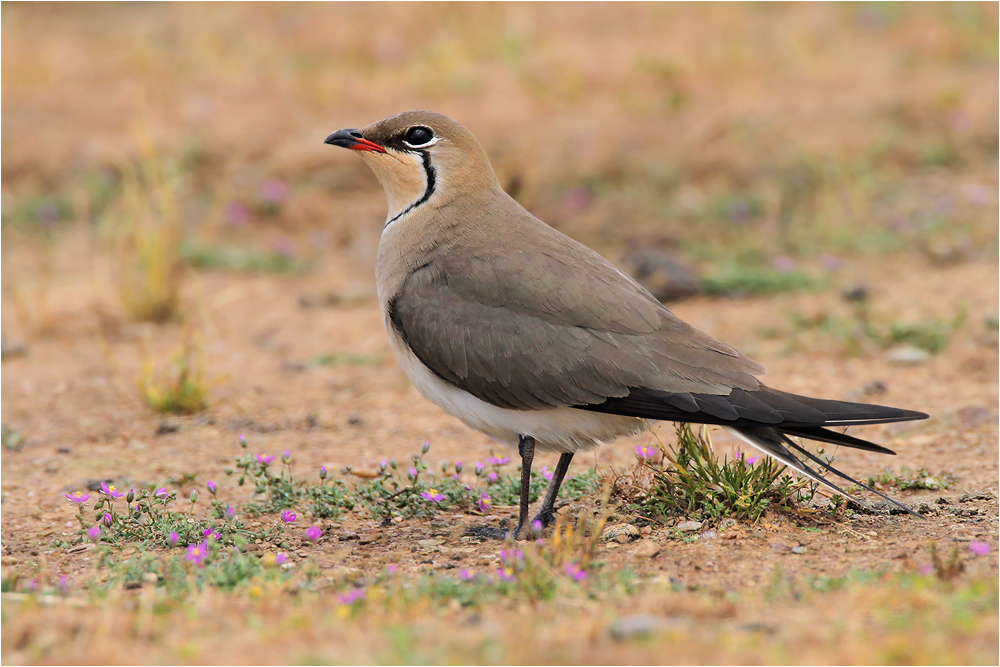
[402,126,438,148]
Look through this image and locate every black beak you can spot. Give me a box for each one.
[324,129,386,153]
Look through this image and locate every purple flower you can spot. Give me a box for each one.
[408,467,418,480]
[65,491,90,504]
[203,528,220,541]
[454,461,463,474]
[102,512,113,527]
[258,180,289,204]
[496,567,516,582]
[306,526,322,542]
[275,553,288,566]
[420,489,446,503]
[206,480,217,494]
[477,492,492,513]
[224,506,237,521]
[636,445,657,460]
[460,568,474,581]
[771,256,796,274]
[338,588,366,605]
[532,520,544,534]
[282,450,291,463]
[281,511,297,524]
[186,541,209,566]
[541,466,553,481]
[746,456,759,465]
[500,549,523,563]
[819,254,843,273]
[320,465,329,479]
[970,541,991,556]
[100,482,126,499]
[154,487,169,500]
[256,453,275,465]
[87,525,101,543]
[565,563,588,582]
[225,202,250,227]
[487,456,510,466]
[487,472,498,483]
[474,463,485,476]
[168,532,180,547]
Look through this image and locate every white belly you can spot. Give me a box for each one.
[385,325,646,453]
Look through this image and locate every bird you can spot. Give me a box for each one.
[324,110,929,539]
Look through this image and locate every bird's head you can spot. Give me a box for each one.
[325,110,500,225]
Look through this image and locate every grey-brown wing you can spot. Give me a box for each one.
[389,256,764,411]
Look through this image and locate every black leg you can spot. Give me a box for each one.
[510,435,535,539]
[530,452,574,529]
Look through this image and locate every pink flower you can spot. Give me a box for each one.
[100,482,126,499]
[306,526,322,542]
[102,513,112,527]
[186,541,210,566]
[203,528,220,541]
[541,466,553,481]
[338,588,366,605]
[256,453,275,465]
[168,532,180,547]
[477,492,492,513]
[275,553,288,565]
[87,525,101,543]
[420,489,445,503]
[487,472,498,483]
[206,480,217,494]
[65,491,90,504]
[281,511,297,524]
[154,488,169,500]
[258,180,289,204]
[970,541,991,556]
[565,563,588,582]
[636,445,657,460]
[488,456,510,466]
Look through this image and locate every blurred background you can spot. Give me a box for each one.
[1,2,997,418]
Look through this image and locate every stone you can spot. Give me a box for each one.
[609,615,670,640]
[417,538,444,548]
[885,346,931,366]
[676,520,704,532]
[791,546,806,555]
[631,540,661,559]
[604,524,641,543]
[619,248,702,303]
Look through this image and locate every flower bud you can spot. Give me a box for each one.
[190,489,199,504]
[421,441,431,454]
[319,466,328,479]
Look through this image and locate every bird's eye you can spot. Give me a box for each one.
[403,126,434,147]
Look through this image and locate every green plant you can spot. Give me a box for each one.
[138,329,209,414]
[610,424,815,525]
[104,144,186,323]
[702,263,826,297]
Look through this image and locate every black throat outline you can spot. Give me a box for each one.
[385,151,436,228]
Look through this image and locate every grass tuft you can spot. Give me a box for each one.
[138,330,209,414]
[610,424,815,525]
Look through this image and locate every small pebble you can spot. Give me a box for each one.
[791,546,806,555]
[609,615,667,640]
[631,540,661,559]
[676,520,704,532]
[885,346,931,366]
